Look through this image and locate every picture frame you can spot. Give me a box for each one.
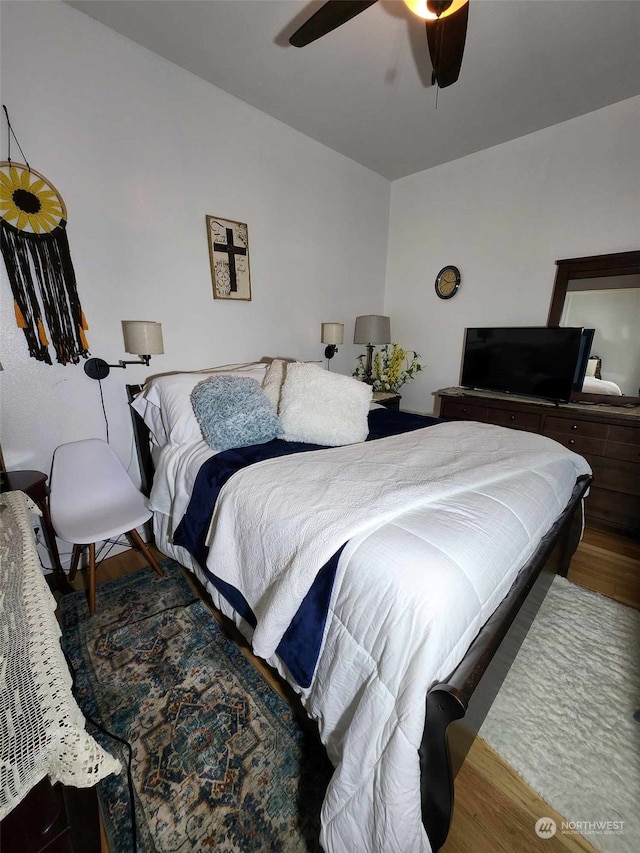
[206,215,252,301]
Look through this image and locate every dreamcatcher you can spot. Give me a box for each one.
[0,106,89,365]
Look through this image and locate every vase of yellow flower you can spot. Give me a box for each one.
[353,344,422,392]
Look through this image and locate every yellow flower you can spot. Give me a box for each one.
[354,343,422,391]
[387,345,407,385]
[0,163,66,234]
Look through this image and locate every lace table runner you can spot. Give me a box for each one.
[0,491,120,820]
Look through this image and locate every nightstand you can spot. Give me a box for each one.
[0,470,72,592]
[372,392,401,411]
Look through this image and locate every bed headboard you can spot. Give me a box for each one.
[126,360,291,497]
[126,384,154,497]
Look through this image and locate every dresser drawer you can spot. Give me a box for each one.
[604,441,640,464]
[588,456,640,496]
[584,487,640,536]
[484,409,541,432]
[545,433,605,456]
[608,424,640,445]
[543,416,609,440]
[546,433,606,457]
[440,400,489,422]
[603,422,640,462]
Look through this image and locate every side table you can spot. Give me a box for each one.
[0,470,72,593]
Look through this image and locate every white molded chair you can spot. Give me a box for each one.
[50,438,163,614]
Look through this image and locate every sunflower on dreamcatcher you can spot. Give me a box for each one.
[0,106,89,365]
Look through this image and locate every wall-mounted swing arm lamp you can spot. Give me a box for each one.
[321,322,344,361]
[84,321,164,380]
[354,314,391,384]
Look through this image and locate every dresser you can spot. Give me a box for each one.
[436,388,640,538]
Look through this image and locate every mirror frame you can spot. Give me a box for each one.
[547,250,640,406]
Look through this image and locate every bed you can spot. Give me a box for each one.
[581,376,623,396]
[126,360,592,853]
[581,355,623,396]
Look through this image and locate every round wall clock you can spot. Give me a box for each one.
[435,265,461,299]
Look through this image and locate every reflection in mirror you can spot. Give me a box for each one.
[560,275,640,396]
[548,251,640,406]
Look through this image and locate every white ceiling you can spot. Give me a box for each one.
[67,0,640,180]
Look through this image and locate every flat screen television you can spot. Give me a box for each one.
[460,327,587,403]
[573,328,595,391]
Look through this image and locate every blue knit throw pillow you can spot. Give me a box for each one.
[191,376,282,451]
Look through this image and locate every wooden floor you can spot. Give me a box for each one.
[564,526,640,609]
[73,526,639,853]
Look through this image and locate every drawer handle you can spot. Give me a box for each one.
[509,415,516,421]
[571,424,578,431]
[568,439,575,446]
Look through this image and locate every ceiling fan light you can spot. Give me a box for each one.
[403,0,468,22]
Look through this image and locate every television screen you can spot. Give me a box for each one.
[573,328,595,390]
[460,327,585,402]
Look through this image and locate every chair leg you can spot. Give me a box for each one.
[88,542,96,616]
[68,544,82,582]
[128,527,164,578]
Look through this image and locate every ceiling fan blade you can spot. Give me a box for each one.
[425,1,469,88]
[289,0,379,47]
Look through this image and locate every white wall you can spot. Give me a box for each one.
[0,1,390,480]
[385,97,640,414]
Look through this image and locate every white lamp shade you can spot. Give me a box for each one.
[321,322,344,346]
[353,315,391,345]
[121,321,164,356]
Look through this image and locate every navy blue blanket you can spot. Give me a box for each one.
[174,407,440,687]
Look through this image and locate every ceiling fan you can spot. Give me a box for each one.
[289,0,469,88]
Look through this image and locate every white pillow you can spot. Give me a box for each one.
[279,362,372,446]
[261,359,288,412]
[133,362,268,445]
[130,394,168,446]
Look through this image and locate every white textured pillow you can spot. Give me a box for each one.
[261,359,287,412]
[279,363,372,446]
[135,362,268,445]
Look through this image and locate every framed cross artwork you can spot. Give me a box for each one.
[206,215,252,301]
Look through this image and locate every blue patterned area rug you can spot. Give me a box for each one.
[60,560,333,853]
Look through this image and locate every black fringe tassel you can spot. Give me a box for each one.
[1,220,89,365]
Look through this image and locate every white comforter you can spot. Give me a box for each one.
[582,375,623,395]
[151,421,591,853]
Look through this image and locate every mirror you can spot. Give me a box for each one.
[547,251,640,406]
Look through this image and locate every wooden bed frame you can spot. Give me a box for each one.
[126,383,591,851]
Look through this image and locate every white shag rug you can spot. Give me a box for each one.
[480,576,639,853]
